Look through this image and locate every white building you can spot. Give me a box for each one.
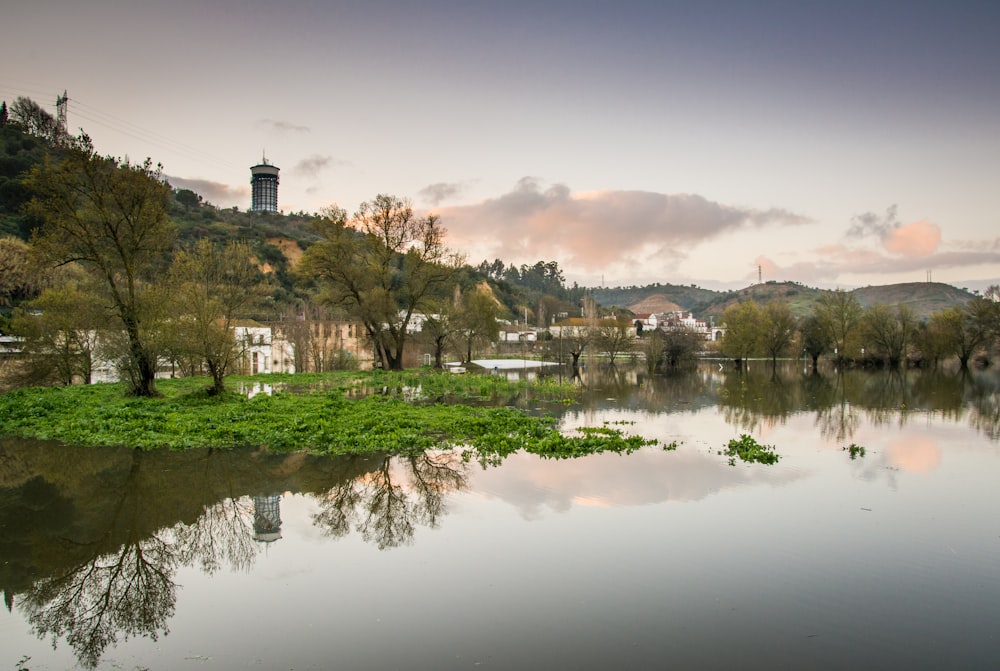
[233,320,273,374]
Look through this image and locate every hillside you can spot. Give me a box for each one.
[595,280,976,322]
[696,282,824,319]
[591,284,718,312]
[851,282,973,315]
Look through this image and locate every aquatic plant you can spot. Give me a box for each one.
[722,434,780,465]
[843,443,867,459]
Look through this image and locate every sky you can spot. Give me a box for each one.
[3,0,999,291]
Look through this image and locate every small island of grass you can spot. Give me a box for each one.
[0,370,657,460]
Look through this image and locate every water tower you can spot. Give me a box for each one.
[250,155,279,212]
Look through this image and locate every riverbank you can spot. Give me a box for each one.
[0,370,658,457]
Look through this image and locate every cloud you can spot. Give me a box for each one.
[418,181,468,206]
[847,205,900,238]
[257,118,310,133]
[290,154,345,177]
[846,205,941,257]
[883,219,941,257]
[435,178,811,271]
[165,176,248,206]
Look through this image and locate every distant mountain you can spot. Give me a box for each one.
[593,280,976,321]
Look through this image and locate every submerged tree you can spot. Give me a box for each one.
[26,135,175,396]
[593,318,635,364]
[928,302,992,368]
[799,314,832,370]
[814,289,863,363]
[721,300,762,365]
[298,195,461,370]
[861,302,916,367]
[760,301,797,364]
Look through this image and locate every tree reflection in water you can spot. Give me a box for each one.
[23,531,178,670]
[313,450,469,549]
[4,362,998,668]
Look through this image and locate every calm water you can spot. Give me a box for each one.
[2,362,999,670]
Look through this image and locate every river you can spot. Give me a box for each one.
[1,361,998,670]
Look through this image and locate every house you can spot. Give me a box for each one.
[632,313,658,333]
[550,318,636,339]
[500,329,537,343]
[269,315,370,373]
[233,320,273,374]
[658,311,723,341]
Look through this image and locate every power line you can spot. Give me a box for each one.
[69,97,242,172]
[1,82,243,174]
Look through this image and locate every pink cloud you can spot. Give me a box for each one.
[883,219,941,257]
[434,178,810,271]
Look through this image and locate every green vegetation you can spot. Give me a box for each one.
[0,371,657,459]
[844,443,867,459]
[722,434,780,465]
[2,96,998,388]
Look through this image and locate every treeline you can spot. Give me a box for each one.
[719,290,1000,369]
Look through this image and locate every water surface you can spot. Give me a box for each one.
[2,362,998,670]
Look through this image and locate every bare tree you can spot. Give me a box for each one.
[861,303,916,367]
[593,318,634,364]
[760,301,797,364]
[9,96,56,139]
[168,239,265,394]
[298,195,461,370]
[814,289,863,363]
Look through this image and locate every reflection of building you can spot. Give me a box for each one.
[253,494,282,543]
[250,158,280,213]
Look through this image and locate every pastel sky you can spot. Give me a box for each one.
[4,0,998,290]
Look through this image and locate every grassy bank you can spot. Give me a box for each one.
[0,370,658,458]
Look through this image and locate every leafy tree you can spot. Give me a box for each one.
[721,300,762,363]
[814,289,863,362]
[298,195,460,370]
[653,326,703,370]
[760,301,796,363]
[26,135,175,396]
[974,286,1000,355]
[167,239,265,394]
[799,314,832,369]
[925,305,989,368]
[9,281,106,386]
[0,101,7,126]
[0,236,35,305]
[861,303,916,367]
[453,287,500,363]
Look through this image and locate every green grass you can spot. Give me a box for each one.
[0,371,655,459]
